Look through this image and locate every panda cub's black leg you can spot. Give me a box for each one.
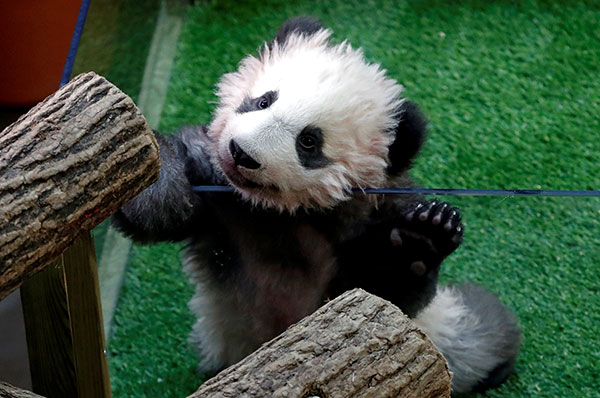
[332,200,463,317]
[386,200,463,317]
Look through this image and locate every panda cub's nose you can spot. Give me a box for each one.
[229,139,261,169]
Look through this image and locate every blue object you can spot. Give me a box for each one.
[60,0,91,88]
[191,185,600,197]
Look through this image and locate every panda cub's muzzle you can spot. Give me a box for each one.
[229,139,261,170]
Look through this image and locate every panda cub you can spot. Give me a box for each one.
[114,17,521,393]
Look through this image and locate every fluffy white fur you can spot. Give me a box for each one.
[413,286,510,393]
[209,29,403,211]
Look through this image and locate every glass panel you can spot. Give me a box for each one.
[69,1,600,397]
[72,0,162,261]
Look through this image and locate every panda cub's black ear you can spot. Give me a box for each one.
[272,16,323,47]
[387,101,428,174]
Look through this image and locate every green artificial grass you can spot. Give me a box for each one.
[108,1,600,397]
[108,243,200,396]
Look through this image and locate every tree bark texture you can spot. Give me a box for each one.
[0,382,44,398]
[0,72,160,300]
[190,289,451,398]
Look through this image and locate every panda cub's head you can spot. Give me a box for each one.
[208,17,426,212]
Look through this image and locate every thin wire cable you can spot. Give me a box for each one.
[60,0,91,88]
[191,185,600,197]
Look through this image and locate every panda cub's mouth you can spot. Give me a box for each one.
[228,173,280,193]
[217,138,281,192]
[220,160,280,192]
[227,172,260,189]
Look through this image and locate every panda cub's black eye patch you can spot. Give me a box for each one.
[296,126,331,169]
[237,90,279,113]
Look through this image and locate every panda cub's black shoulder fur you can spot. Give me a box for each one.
[113,16,521,394]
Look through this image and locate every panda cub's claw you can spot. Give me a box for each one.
[394,200,464,264]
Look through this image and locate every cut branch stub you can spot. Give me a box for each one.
[190,289,452,398]
[0,382,45,398]
[0,72,160,300]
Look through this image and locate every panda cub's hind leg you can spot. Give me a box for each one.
[413,284,521,393]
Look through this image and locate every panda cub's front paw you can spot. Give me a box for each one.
[402,199,463,254]
[390,200,463,276]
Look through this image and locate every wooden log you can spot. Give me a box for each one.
[0,382,44,398]
[190,289,451,398]
[0,72,160,300]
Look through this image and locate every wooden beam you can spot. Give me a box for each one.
[0,72,160,300]
[190,289,452,398]
[20,234,111,398]
[20,259,77,397]
[63,233,111,397]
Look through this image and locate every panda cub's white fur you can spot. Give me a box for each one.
[210,29,402,211]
